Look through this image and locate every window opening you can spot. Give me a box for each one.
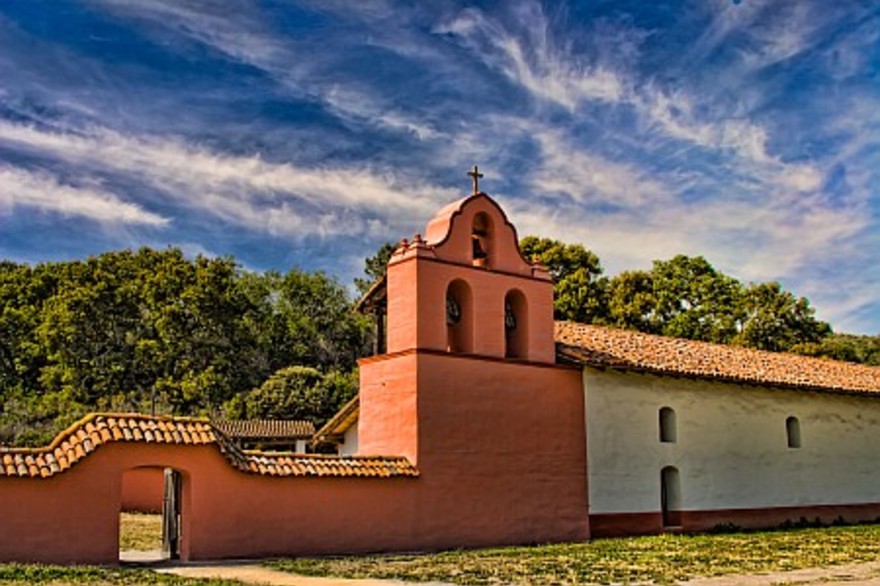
[786,416,801,448]
[659,407,677,443]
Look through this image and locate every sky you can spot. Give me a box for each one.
[0,1,878,334]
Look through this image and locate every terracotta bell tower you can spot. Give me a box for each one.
[356,183,559,464]
[383,192,555,363]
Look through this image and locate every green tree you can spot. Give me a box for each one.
[650,255,743,343]
[355,242,396,296]
[606,270,659,333]
[224,366,357,426]
[733,282,830,351]
[520,236,609,323]
[792,333,880,365]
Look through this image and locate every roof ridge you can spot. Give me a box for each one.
[554,321,880,394]
[556,321,880,372]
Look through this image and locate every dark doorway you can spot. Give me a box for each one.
[661,466,681,528]
[162,469,182,560]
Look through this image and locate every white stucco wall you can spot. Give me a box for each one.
[584,368,880,514]
[339,421,359,456]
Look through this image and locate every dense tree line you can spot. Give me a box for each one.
[363,237,878,361]
[2,240,876,446]
[519,237,832,353]
[0,249,366,446]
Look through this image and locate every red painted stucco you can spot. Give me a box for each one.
[120,466,164,513]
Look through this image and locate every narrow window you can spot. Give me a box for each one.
[786,416,801,448]
[659,407,677,443]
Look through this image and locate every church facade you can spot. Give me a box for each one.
[1,191,878,564]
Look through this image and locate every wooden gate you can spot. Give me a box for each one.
[161,469,182,559]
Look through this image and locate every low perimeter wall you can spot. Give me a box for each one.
[120,467,164,513]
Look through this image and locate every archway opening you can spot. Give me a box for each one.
[119,466,184,564]
[446,279,474,354]
[504,289,528,359]
[471,212,494,267]
[661,466,681,528]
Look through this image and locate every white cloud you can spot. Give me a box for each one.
[0,164,168,226]
[528,128,669,207]
[92,0,285,70]
[437,7,626,111]
[0,120,453,239]
[321,86,440,141]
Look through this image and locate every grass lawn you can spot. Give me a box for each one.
[119,513,162,551]
[270,523,880,585]
[0,565,242,586]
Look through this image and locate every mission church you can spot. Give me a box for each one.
[1,176,879,563]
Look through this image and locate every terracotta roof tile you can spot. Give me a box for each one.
[0,413,417,480]
[211,419,315,440]
[555,321,880,394]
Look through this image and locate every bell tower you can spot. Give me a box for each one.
[382,192,555,363]
[355,177,588,545]
[357,185,560,464]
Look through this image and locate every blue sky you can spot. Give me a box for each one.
[0,0,878,334]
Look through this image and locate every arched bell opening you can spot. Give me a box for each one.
[446,279,474,354]
[471,212,494,268]
[504,289,528,359]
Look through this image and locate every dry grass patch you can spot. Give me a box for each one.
[271,523,880,585]
[118,512,162,551]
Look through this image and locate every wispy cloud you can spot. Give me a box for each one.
[1,0,878,332]
[527,127,669,207]
[0,164,168,226]
[437,6,626,111]
[0,120,452,238]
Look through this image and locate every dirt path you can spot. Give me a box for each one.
[156,564,450,586]
[157,559,880,586]
[681,559,880,586]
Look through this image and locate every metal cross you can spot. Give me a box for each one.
[467,165,484,195]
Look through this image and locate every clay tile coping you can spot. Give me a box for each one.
[211,419,315,440]
[0,412,417,480]
[555,321,880,395]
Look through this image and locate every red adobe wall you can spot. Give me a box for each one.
[359,350,589,549]
[120,466,164,513]
[0,441,421,564]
